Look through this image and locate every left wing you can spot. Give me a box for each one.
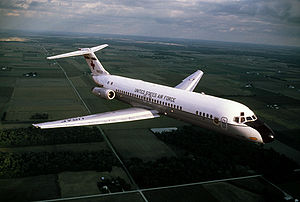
[175,70,203,92]
[33,108,159,129]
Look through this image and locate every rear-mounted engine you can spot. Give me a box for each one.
[92,87,115,100]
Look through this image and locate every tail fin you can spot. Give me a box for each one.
[47,44,109,75]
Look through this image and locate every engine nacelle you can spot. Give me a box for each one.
[92,87,115,100]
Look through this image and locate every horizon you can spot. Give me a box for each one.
[0,0,299,47]
[1,28,300,49]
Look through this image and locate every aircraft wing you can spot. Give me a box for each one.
[175,70,203,92]
[32,108,159,129]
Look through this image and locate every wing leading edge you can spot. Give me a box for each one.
[33,108,159,129]
[175,70,203,92]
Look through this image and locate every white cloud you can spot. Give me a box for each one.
[0,0,299,46]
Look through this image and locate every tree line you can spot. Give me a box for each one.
[0,150,119,178]
[0,127,103,147]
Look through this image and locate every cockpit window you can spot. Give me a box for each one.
[234,113,257,124]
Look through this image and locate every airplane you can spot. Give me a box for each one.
[33,44,275,144]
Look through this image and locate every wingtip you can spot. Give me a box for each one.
[32,124,41,129]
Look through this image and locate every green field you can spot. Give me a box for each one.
[104,128,176,161]
[0,31,299,201]
[0,174,60,202]
[59,167,132,198]
[144,185,218,202]
[143,177,284,202]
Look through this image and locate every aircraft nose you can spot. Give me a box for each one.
[245,119,275,143]
[259,123,275,143]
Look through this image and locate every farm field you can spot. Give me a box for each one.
[0,31,299,201]
[0,174,60,202]
[143,177,283,202]
[104,128,176,161]
[58,167,132,198]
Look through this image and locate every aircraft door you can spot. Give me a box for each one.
[221,117,228,129]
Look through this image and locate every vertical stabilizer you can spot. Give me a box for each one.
[47,44,109,75]
[82,52,109,75]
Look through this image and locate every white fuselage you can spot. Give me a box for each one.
[93,74,265,143]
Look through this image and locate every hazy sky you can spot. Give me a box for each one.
[0,0,299,46]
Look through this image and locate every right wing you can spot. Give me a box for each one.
[175,70,203,92]
[33,108,159,129]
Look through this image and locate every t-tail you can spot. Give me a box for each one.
[47,44,109,75]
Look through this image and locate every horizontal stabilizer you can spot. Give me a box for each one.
[175,70,203,92]
[33,107,159,129]
[47,44,108,60]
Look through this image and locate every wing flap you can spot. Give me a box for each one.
[33,108,159,129]
[175,70,203,92]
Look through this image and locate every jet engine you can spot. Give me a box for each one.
[92,87,115,100]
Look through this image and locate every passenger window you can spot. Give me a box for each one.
[234,117,239,123]
[213,117,219,124]
[240,112,244,116]
[200,112,202,116]
[210,115,212,119]
[241,117,245,123]
[203,113,206,117]
[196,111,198,115]
[180,106,182,110]
[246,117,252,121]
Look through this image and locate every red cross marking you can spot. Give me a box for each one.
[90,61,95,70]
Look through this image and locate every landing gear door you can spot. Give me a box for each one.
[221,117,228,129]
